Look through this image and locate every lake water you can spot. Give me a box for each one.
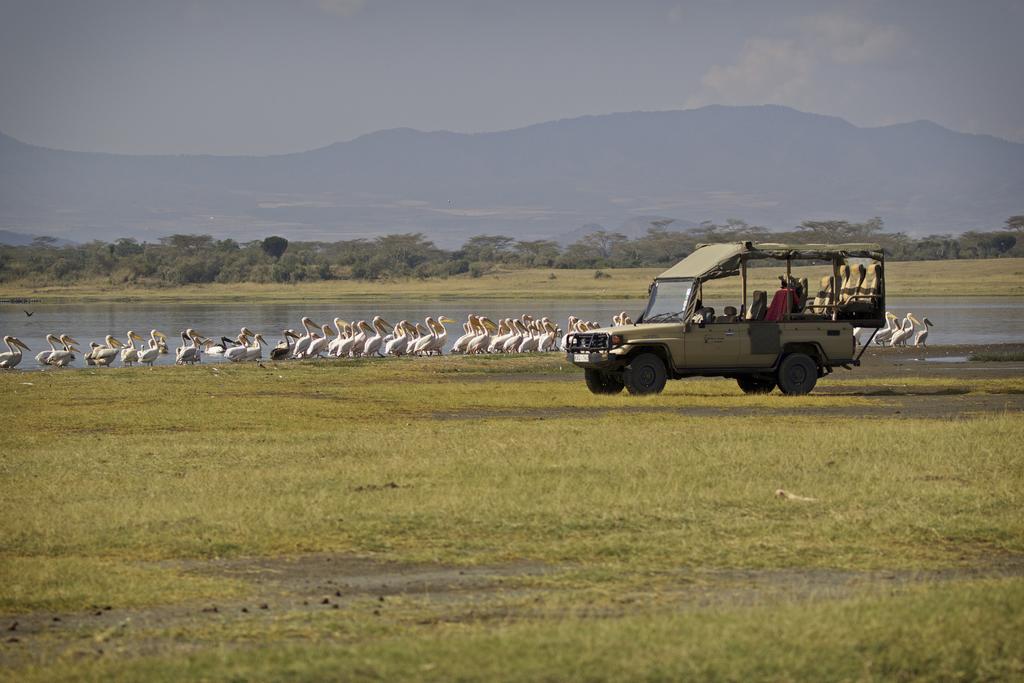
[1,297,1021,370]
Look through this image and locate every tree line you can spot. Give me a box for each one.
[1,216,1021,286]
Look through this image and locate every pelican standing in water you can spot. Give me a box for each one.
[244,333,266,361]
[873,312,899,346]
[271,330,300,361]
[176,329,204,365]
[138,330,166,368]
[292,317,321,359]
[223,333,250,362]
[911,315,934,347]
[890,314,914,347]
[47,335,80,367]
[91,335,124,367]
[120,330,145,367]
[0,336,30,369]
[36,334,62,366]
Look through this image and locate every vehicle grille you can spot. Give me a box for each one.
[566,333,610,352]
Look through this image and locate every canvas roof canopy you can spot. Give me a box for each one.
[656,242,884,282]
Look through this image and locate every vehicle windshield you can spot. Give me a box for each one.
[641,278,694,323]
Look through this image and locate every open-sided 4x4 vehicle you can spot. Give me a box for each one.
[566,242,886,395]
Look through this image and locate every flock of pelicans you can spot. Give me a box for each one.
[0,310,932,370]
[856,311,934,347]
[0,313,615,370]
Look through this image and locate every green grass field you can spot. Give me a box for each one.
[2,354,1022,680]
[4,256,1024,302]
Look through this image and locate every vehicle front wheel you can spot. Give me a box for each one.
[736,376,776,394]
[585,368,625,395]
[777,353,818,395]
[624,353,667,395]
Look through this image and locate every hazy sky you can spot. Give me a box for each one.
[1,0,1021,155]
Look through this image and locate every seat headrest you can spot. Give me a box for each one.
[723,306,737,316]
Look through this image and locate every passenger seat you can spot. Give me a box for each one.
[795,277,809,312]
[810,275,833,312]
[840,264,865,304]
[746,291,767,321]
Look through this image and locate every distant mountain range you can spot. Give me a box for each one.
[1,105,1021,247]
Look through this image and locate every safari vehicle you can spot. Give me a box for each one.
[566,242,885,395]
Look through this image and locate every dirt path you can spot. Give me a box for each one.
[4,553,1024,670]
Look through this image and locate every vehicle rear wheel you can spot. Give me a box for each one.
[585,368,625,395]
[736,376,776,394]
[777,353,818,395]
[624,353,667,395]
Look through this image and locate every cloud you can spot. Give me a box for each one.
[698,38,813,106]
[315,0,367,18]
[800,13,905,65]
[667,5,684,25]
[688,12,906,108]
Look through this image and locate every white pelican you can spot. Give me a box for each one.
[487,319,511,353]
[420,316,456,355]
[873,312,899,346]
[120,330,145,367]
[499,321,524,352]
[46,334,80,368]
[890,315,914,347]
[451,316,479,354]
[612,311,634,326]
[385,321,411,356]
[911,315,934,347]
[0,336,30,369]
[518,319,541,353]
[91,335,124,367]
[207,328,252,356]
[176,330,204,365]
[306,324,333,358]
[271,330,300,361]
[466,317,497,354]
[539,318,558,351]
[327,318,347,356]
[337,321,360,357]
[138,330,166,367]
[560,316,580,351]
[292,317,322,359]
[362,317,389,358]
[363,317,391,357]
[138,330,166,368]
[244,333,266,361]
[85,342,100,366]
[36,334,61,366]
[223,334,250,362]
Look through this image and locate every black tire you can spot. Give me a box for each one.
[776,353,818,395]
[736,376,777,394]
[585,368,625,395]
[624,352,668,395]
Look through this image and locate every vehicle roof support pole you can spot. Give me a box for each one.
[785,256,792,320]
[831,257,841,321]
[741,259,748,314]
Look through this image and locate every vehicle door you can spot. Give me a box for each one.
[682,319,741,367]
[732,321,782,367]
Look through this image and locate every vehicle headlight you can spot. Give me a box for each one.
[610,334,624,347]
